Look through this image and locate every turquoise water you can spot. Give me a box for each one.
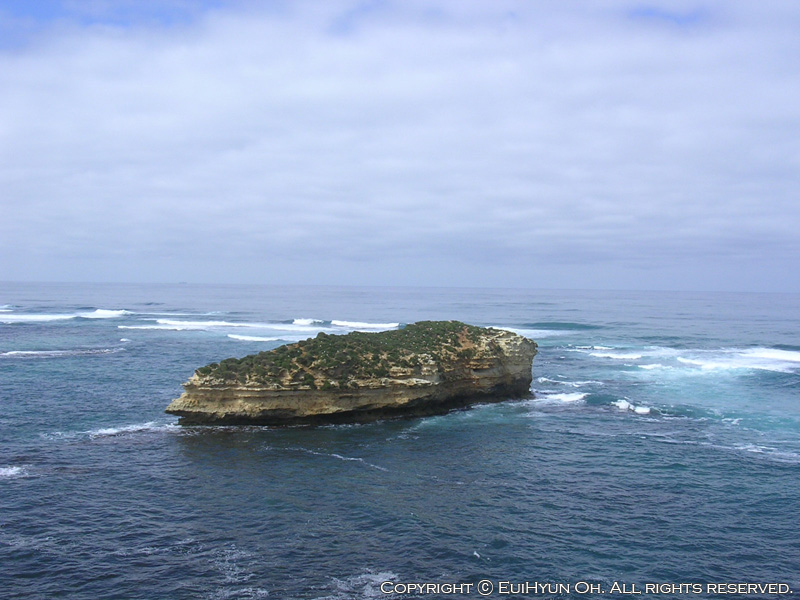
[1,283,798,599]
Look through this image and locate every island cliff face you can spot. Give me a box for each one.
[166,321,537,425]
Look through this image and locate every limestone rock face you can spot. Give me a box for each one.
[166,321,537,425]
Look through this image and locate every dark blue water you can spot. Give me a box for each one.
[1,283,799,599]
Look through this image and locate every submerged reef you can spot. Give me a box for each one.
[166,320,537,425]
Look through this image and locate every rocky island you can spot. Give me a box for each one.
[166,320,537,425]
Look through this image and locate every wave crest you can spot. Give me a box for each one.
[227,334,282,342]
[293,318,324,326]
[331,320,399,330]
[0,466,28,479]
[537,392,588,403]
[0,314,75,323]
[1,348,123,358]
[613,399,652,415]
[78,309,130,319]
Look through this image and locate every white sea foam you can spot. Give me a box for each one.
[740,348,800,362]
[0,313,75,323]
[1,348,123,358]
[734,444,800,463]
[42,422,178,441]
[0,466,28,479]
[261,322,332,332]
[2,308,129,323]
[208,587,270,600]
[494,326,570,339]
[737,443,768,454]
[327,572,400,600]
[135,311,212,316]
[227,334,281,342]
[112,545,165,557]
[535,376,602,387]
[119,338,130,342]
[579,345,800,375]
[132,318,333,334]
[575,346,683,363]
[613,399,652,415]
[119,317,399,335]
[292,447,388,471]
[293,318,324,325]
[329,453,389,471]
[590,351,643,360]
[78,309,130,319]
[650,440,800,465]
[676,347,800,373]
[331,320,399,330]
[87,422,177,438]
[119,324,196,331]
[539,392,588,403]
[677,357,727,370]
[156,319,251,328]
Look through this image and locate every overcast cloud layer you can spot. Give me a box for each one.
[1,0,799,291]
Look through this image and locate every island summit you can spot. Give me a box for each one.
[166,320,537,425]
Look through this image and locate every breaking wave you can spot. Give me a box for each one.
[590,351,644,360]
[118,319,264,331]
[613,399,653,415]
[734,444,800,463]
[330,320,399,330]
[156,319,254,328]
[87,422,178,438]
[536,377,603,387]
[78,309,130,319]
[1,308,130,323]
[571,345,800,374]
[522,321,603,331]
[0,466,28,479]
[0,313,76,323]
[119,318,399,335]
[536,392,588,403]
[227,334,282,342]
[494,326,571,339]
[675,348,800,373]
[42,422,179,441]
[293,318,324,325]
[1,348,124,358]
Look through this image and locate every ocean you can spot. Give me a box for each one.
[1,282,798,599]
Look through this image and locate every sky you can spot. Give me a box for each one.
[1,1,799,291]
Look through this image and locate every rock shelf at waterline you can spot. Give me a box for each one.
[166,321,537,425]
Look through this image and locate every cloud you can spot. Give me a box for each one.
[1,0,799,290]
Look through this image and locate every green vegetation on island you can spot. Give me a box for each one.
[196,320,488,389]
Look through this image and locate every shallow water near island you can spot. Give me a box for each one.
[1,283,799,599]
